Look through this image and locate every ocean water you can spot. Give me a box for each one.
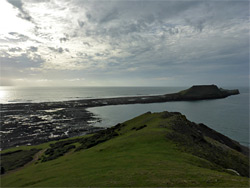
[0,86,249,146]
[87,87,249,147]
[0,86,185,104]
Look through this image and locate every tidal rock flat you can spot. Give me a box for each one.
[0,105,103,150]
[0,85,239,149]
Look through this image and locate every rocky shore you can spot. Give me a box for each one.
[0,85,239,150]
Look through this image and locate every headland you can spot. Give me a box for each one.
[0,85,240,149]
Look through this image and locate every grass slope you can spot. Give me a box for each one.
[1,111,249,187]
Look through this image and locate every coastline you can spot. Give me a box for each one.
[0,85,240,150]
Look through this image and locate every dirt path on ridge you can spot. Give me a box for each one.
[2,149,46,176]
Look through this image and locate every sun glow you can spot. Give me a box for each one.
[0,1,33,35]
[0,89,7,100]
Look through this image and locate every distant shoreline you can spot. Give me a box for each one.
[0,85,240,150]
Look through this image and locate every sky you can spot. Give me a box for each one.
[0,0,249,87]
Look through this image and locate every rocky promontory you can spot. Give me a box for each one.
[177,85,240,100]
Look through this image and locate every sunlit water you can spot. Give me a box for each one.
[0,86,249,146]
[0,86,185,103]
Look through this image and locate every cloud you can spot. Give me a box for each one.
[77,20,85,28]
[1,0,249,86]
[8,32,30,42]
[7,0,32,21]
[154,77,173,81]
[99,9,119,23]
[28,46,38,52]
[1,53,43,69]
[59,37,68,43]
[65,78,85,82]
[82,42,91,47]
[9,47,22,52]
[37,79,50,82]
[48,47,64,54]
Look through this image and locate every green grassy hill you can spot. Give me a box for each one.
[1,111,249,187]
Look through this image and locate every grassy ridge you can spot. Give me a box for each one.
[0,149,40,174]
[1,111,249,187]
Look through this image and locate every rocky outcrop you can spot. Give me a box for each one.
[177,85,240,100]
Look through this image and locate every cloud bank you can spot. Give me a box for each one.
[0,0,249,86]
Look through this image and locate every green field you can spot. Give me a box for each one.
[1,111,249,187]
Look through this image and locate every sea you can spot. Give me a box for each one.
[0,86,249,147]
